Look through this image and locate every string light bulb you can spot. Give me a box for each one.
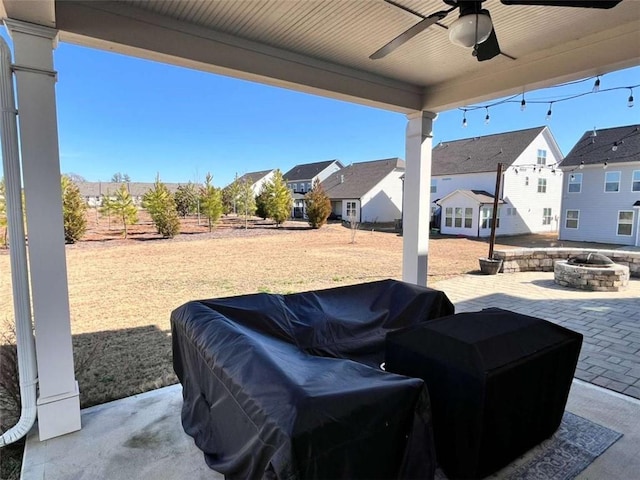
[579,161,584,169]
[628,88,634,108]
[592,76,601,93]
[485,107,490,125]
[603,161,608,169]
[520,93,526,111]
[546,103,553,121]
[462,110,468,128]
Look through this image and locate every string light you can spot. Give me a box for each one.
[520,93,526,111]
[592,76,601,93]
[612,141,623,152]
[603,161,608,169]
[628,88,634,108]
[462,110,468,128]
[546,102,553,121]
[485,107,490,125]
[579,161,584,169]
[591,127,597,138]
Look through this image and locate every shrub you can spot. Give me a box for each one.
[305,179,332,229]
[61,176,88,243]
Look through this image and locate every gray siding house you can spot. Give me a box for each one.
[559,124,640,246]
[283,159,343,218]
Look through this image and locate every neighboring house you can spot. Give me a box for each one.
[76,181,184,207]
[431,126,564,237]
[283,159,343,218]
[234,169,275,196]
[558,124,640,246]
[321,158,405,223]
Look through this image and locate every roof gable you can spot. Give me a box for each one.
[235,169,274,185]
[321,158,404,199]
[432,126,547,176]
[559,124,640,168]
[283,160,342,181]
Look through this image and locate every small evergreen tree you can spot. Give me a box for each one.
[305,178,332,229]
[99,194,114,230]
[61,175,88,243]
[236,178,257,229]
[199,173,223,232]
[255,185,269,220]
[222,173,241,215]
[174,182,199,217]
[143,174,180,238]
[110,184,138,238]
[264,169,293,227]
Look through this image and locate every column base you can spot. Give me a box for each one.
[37,381,81,441]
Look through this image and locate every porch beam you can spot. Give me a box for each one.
[5,18,80,440]
[402,111,436,286]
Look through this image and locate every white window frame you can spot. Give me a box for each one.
[537,178,547,193]
[346,201,357,219]
[604,171,621,193]
[542,208,552,225]
[617,210,634,236]
[430,178,437,194]
[632,170,640,192]
[565,210,579,229]
[480,207,500,229]
[464,208,473,228]
[444,207,453,227]
[568,173,582,193]
[525,176,529,186]
[536,149,547,166]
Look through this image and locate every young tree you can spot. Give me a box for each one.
[99,194,114,230]
[110,184,138,238]
[305,178,332,229]
[61,175,88,243]
[255,185,269,220]
[264,169,293,227]
[0,178,7,247]
[222,173,241,215]
[236,178,257,229]
[199,173,223,232]
[174,182,199,218]
[111,172,131,183]
[142,174,180,238]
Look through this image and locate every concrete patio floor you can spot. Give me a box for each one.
[21,271,640,479]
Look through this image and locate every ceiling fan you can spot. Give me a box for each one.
[370,0,623,62]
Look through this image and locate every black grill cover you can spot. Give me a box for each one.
[385,308,583,479]
[172,279,454,479]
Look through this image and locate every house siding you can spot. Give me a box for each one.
[360,169,403,223]
[559,162,640,245]
[439,193,482,236]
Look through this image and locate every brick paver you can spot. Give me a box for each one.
[432,271,640,399]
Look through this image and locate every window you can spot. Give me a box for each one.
[292,183,297,192]
[445,207,453,227]
[464,208,473,228]
[565,210,579,229]
[430,178,437,194]
[542,208,552,225]
[617,211,634,236]
[605,171,620,192]
[537,178,547,193]
[568,173,582,193]
[537,149,547,165]
[454,208,463,227]
[525,176,529,186]
[346,201,357,219]
[481,207,500,229]
[633,170,640,192]
[307,183,311,191]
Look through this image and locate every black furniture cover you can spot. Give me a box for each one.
[172,279,454,479]
[385,308,583,479]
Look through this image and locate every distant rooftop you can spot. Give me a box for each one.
[283,160,342,181]
[322,158,404,199]
[560,124,640,168]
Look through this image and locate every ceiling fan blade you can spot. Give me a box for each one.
[370,9,452,60]
[500,0,622,8]
[475,25,501,61]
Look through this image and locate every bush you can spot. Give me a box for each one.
[143,175,180,238]
[305,179,332,229]
[61,176,87,243]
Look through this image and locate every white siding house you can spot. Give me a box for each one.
[432,126,564,237]
[559,124,640,246]
[235,169,275,196]
[283,159,343,217]
[322,158,404,223]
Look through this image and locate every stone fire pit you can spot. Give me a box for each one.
[554,253,629,291]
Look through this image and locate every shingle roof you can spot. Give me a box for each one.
[432,126,547,175]
[559,124,640,168]
[75,181,185,197]
[283,160,342,181]
[439,189,505,205]
[321,158,404,199]
[235,169,273,185]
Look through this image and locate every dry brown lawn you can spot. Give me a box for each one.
[0,213,618,408]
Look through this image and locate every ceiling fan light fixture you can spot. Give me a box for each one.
[449,12,493,48]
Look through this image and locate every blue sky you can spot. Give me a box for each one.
[3,29,639,186]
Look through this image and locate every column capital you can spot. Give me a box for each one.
[4,19,58,46]
[406,111,438,121]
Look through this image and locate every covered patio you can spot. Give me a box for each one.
[0,0,639,476]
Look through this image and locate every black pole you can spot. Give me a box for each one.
[488,162,503,259]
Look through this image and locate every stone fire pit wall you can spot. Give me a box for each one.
[493,248,640,278]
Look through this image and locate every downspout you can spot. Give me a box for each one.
[0,36,38,446]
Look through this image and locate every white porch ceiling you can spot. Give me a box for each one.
[2,0,640,112]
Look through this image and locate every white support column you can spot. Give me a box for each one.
[5,19,80,440]
[402,111,437,286]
